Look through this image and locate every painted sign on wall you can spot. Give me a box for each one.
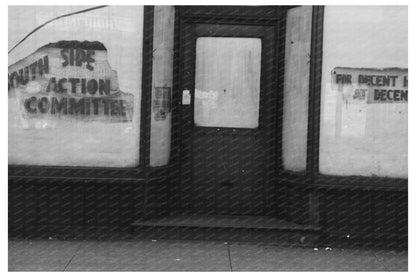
[332,67,408,104]
[8,40,134,123]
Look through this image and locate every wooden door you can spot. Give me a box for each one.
[178,20,278,216]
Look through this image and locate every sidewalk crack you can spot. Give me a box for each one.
[63,254,76,271]
[373,252,389,272]
[227,244,233,272]
[63,242,83,271]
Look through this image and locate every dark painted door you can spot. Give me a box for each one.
[178,22,278,216]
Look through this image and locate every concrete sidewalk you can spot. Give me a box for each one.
[8,238,408,271]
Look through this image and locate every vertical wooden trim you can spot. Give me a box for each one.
[306,6,324,182]
[140,6,155,171]
[272,7,287,215]
[275,7,287,171]
[307,6,324,226]
[140,6,154,217]
[169,6,182,213]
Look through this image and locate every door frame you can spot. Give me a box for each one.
[169,6,288,214]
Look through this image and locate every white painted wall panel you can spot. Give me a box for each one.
[282,6,312,171]
[149,6,175,167]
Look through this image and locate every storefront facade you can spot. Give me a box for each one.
[8,6,407,247]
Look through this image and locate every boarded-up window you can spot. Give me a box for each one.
[8,6,143,167]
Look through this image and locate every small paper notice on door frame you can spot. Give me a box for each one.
[182,89,191,105]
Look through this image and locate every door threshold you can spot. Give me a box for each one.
[131,214,321,244]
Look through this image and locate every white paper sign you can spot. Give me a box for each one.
[182,89,191,105]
